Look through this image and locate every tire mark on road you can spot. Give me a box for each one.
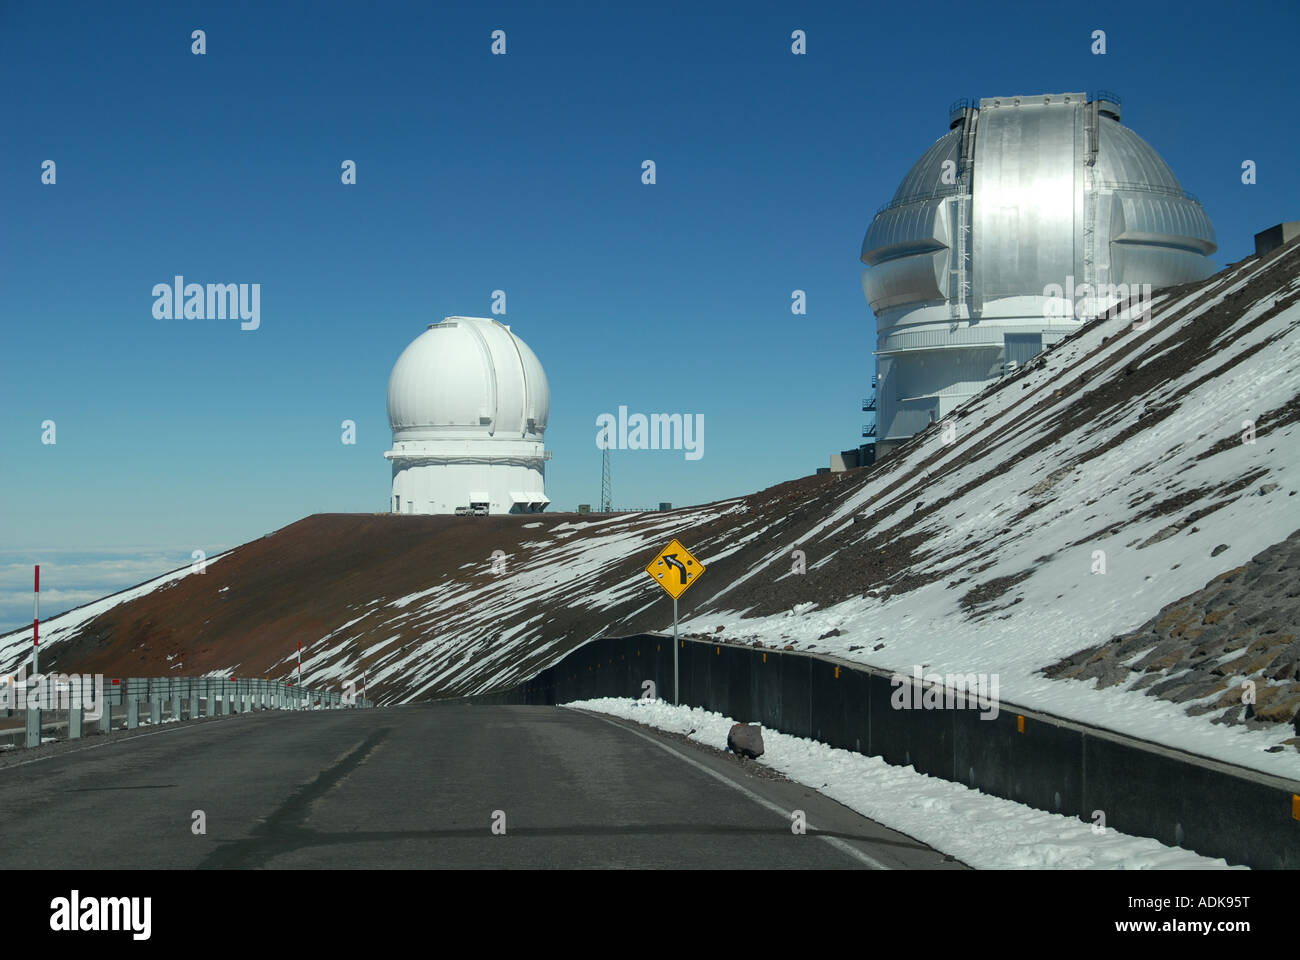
[198,727,391,869]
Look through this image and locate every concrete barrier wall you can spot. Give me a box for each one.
[436,634,1300,870]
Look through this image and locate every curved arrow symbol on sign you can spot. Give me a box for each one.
[661,553,691,586]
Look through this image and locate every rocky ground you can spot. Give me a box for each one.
[1044,527,1300,749]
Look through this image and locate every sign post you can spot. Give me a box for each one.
[644,538,706,705]
[33,564,39,676]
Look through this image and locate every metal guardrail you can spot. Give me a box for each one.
[585,506,670,514]
[2,675,372,752]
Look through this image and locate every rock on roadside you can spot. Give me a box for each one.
[727,722,765,759]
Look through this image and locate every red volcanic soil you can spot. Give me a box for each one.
[29,469,879,701]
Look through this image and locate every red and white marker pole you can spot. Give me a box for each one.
[297,641,302,700]
[362,668,367,706]
[33,565,39,676]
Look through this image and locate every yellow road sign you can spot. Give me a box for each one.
[645,539,706,599]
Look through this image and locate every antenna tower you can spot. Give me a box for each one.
[600,447,612,513]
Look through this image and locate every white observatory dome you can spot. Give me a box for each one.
[387,317,550,441]
[384,317,551,516]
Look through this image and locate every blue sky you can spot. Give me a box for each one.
[2,0,1297,629]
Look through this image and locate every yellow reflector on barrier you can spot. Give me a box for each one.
[1293,795,1300,821]
[1017,715,1025,733]
[834,666,840,679]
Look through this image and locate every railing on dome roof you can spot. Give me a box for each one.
[950,92,1122,116]
[873,186,961,218]
[1093,179,1201,205]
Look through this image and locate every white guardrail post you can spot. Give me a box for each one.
[61,675,79,740]
[25,702,41,748]
[97,689,113,734]
[68,677,83,740]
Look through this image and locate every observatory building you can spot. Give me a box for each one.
[860,92,1217,458]
[384,317,550,515]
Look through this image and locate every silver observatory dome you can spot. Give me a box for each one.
[861,92,1216,457]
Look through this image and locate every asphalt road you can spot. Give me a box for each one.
[0,704,965,869]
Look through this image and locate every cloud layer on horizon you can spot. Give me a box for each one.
[0,548,228,635]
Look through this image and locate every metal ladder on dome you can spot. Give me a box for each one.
[950,189,970,322]
[949,112,977,323]
[1081,100,1101,307]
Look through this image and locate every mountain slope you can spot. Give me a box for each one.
[5,238,1298,778]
